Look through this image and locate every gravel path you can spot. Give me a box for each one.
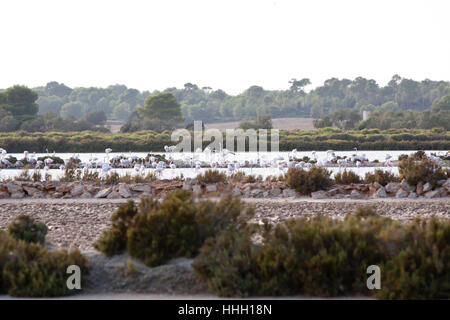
[0,198,448,251]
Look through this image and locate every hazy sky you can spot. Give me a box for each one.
[1,0,449,94]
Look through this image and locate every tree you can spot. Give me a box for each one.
[60,101,84,119]
[137,92,184,130]
[0,85,39,121]
[82,109,107,125]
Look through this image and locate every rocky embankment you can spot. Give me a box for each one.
[0,177,449,200]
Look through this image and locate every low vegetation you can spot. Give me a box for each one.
[364,169,399,186]
[193,207,450,299]
[398,156,449,187]
[196,169,227,184]
[95,190,253,267]
[0,216,88,297]
[285,167,332,194]
[334,169,362,184]
[0,128,449,153]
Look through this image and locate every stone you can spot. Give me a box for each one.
[0,191,10,198]
[408,192,418,198]
[401,179,415,192]
[181,183,192,191]
[327,188,339,196]
[250,188,262,197]
[6,183,23,195]
[311,190,327,199]
[23,186,40,197]
[192,185,202,194]
[271,187,281,197]
[373,181,382,190]
[95,187,112,198]
[282,188,296,198]
[424,188,443,199]
[206,184,217,193]
[107,191,122,199]
[71,185,85,197]
[437,179,447,187]
[416,182,424,195]
[423,182,432,193]
[395,188,409,198]
[350,190,364,199]
[231,188,241,196]
[80,192,92,199]
[118,184,132,198]
[376,187,387,198]
[385,182,401,194]
[131,184,151,193]
[52,192,64,198]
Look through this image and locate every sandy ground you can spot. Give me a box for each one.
[204,117,316,131]
[0,197,448,251]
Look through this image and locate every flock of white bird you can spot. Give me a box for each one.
[0,146,447,178]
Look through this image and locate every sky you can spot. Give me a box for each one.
[1,0,449,94]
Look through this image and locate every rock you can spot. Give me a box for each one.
[385,182,401,194]
[181,183,192,191]
[6,183,23,195]
[80,192,92,199]
[311,190,327,199]
[444,179,450,192]
[192,185,202,194]
[0,191,10,198]
[52,192,64,198]
[416,182,424,195]
[95,187,113,198]
[270,188,281,197]
[327,188,340,196]
[373,182,382,190]
[437,179,447,187]
[23,186,40,197]
[205,184,217,193]
[118,184,132,198]
[71,185,85,197]
[408,192,418,198]
[107,191,122,199]
[231,188,241,196]
[130,184,151,193]
[350,190,364,199]
[395,188,409,198]
[282,188,296,198]
[250,189,262,197]
[424,188,443,199]
[401,179,415,192]
[423,182,432,193]
[376,187,387,198]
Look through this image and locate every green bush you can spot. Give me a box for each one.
[364,169,399,186]
[0,230,88,297]
[398,156,448,187]
[193,208,450,299]
[334,170,362,184]
[7,215,48,244]
[95,190,253,267]
[285,167,332,194]
[196,169,227,183]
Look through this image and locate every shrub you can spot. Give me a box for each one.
[0,227,88,297]
[95,190,253,267]
[398,157,448,187]
[364,169,399,186]
[7,215,48,244]
[334,170,362,184]
[193,208,450,299]
[196,169,226,183]
[285,167,332,194]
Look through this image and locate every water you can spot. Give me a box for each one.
[0,150,445,181]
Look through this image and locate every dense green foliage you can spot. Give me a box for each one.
[7,215,48,244]
[364,169,399,186]
[3,76,449,130]
[0,85,105,133]
[398,155,449,187]
[0,219,88,297]
[334,169,362,184]
[121,92,184,132]
[285,167,332,194]
[193,208,450,299]
[95,191,253,267]
[1,128,448,152]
